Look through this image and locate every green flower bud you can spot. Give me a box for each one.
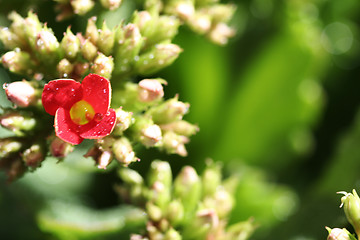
[133,11,153,38]
[138,78,165,103]
[57,58,74,78]
[91,53,114,79]
[195,0,219,7]
[81,39,98,61]
[1,50,34,75]
[35,27,60,63]
[132,117,162,147]
[206,4,236,23]
[164,228,182,240]
[85,17,99,44]
[0,139,22,158]
[97,22,115,56]
[113,137,137,166]
[339,190,360,236]
[207,22,235,45]
[144,0,163,13]
[134,42,182,75]
[4,80,37,107]
[71,0,95,15]
[174,166,201,218]
[166,199,184,226]
[203,188,234,218]
[113,108,134,135]
[118,167,144,186]
[160,120,199,137]
[23,12,43,48]
[187,12,211,34]
[183,209,219,239]
[201,162,222,197]
[50,137,74,158]
[0,112,36,136]
[148,96,189,124]
[146,202,163,221]
[100,0,122,10]
[326,227,353,240]
[22,143,44,169]
[73,62,90,80]
[8,12,27,45]
[0,27,22,50]
[164,0,195,21]
[161,131,189,156]
[148,160,172,188]
[146,16,180,47]
[226,218,256,240]
[61,27,81,60]
[113,24,143,75]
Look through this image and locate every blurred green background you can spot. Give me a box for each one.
[1,0,360,239]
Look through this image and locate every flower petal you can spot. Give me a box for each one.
[55,107,83,145]
[42,79,83,115]
[81,74,111,114]
[79,108,116,139]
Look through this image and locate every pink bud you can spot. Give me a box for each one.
[5,81,36,107]
[138,79,165,102]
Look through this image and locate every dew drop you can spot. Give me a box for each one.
[2,83,9,89]
[94,113,104,122]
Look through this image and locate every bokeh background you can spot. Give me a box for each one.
[1,0,360,239]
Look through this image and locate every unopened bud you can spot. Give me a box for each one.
[207,4,236,23]
[164,228,181,240]
[227,218,256,240]
[100,0,122,10]
[162,131,189,156]
[0,112,36,135]
[73,62,90,80]
[0,27,22,49]
[50,137,74,158]
[149,96,189,124]
[1,50,34,75]
[165,1,195,21]
[118,167,144,185]
[146,202,163,221]
[145,16,180,47]
[174,166,201,216]
[113,24,143,75]
[22,143,44,168]
[23,12,43,48]
[187,12,212,34]
[97,150,113,169]
[148,160,172,188]
[61,27,81,60]
[8,12,27,44]
[160,120,198,137]
[85,17,99,44]
[183,209,219,239]
[138,79,165,102]
[202,162,222,197]
[134,43,182,75]
[4,80,36,107]
[141,124,162,147]
[35,27,60,61]
[71,0,95,15]
[57,58,74,78]
[326,227,352,240]
[114,108,133,134]
[91,53,114,79]
[97,22,115,56]
[113,137,137,166]
[207,23,235,45]
[0,139,22,158]
[166,199,184,226]
[339,190,360,236]
[81,39,98,61]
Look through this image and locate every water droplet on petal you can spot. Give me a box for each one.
[2,83,9,89]
[94,113,104,122]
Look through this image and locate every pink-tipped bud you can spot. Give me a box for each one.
[97,151,113,169]
[207,23,235,45]
[326,227,352,240]
[141,124,162,147]
[138,79,166,102]
[50,137,74,158]
[4,81,36,107]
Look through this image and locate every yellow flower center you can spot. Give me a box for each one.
[69,100,95,125]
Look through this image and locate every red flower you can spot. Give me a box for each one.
[42,74,116,145]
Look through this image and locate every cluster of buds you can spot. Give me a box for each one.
[162,0,236,45]
[113,79,198,157]
[325,190,360,240]
[117,160,255,240]
[53,0,123,21]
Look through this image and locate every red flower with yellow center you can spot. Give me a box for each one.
[42,74,116,145]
